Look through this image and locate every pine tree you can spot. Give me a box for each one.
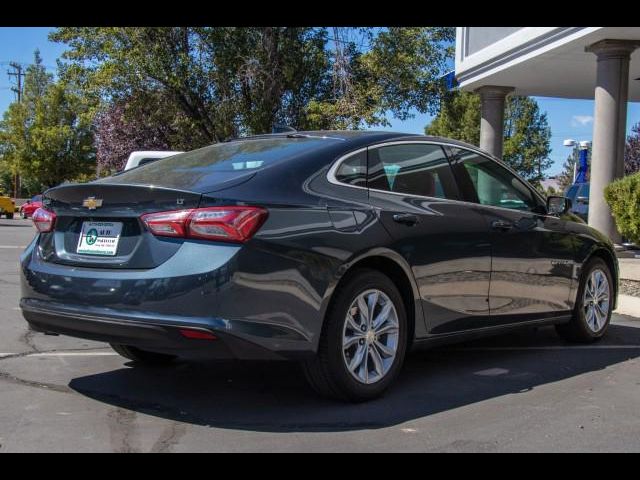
[503,96,552,186]
[425,90,480,144]
[426,91,552,185]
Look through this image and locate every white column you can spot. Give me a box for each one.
[476,85,514,159]
[586,39,640,243]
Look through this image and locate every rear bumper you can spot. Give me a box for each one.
[21,298,314,360]
[19,238,323,360]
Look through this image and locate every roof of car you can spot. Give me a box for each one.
[230,130,487,154]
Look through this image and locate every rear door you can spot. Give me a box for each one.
[447,146,574,325]
[366,142,493,335]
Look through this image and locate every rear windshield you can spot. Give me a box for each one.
[110,137,329,188]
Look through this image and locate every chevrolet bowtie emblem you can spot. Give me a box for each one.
[82,197,103,210]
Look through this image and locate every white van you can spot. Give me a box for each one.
[124,151,183,171]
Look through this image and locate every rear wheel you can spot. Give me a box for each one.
[556,258,613,343]
[302,269,408,402]
[6,212,13,219]
[110,344,177,365]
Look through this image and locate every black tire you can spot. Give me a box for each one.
[556,257,614,343]
[21,211,26,219]
[110,344,177,365]
[5,212,13,219]
[302,268,408,402]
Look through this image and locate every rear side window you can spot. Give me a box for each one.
[368,144,459,199]
[333,150,367,187]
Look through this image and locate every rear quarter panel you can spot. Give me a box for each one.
[199,145,425,350]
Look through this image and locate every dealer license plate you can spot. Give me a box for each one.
[77,221,123,256]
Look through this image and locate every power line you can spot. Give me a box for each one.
[6,62,25,199]
[0,60,57,71]
[7,62,25,102]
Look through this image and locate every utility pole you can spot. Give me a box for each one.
[7,62,25,200]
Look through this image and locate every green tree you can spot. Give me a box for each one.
[425,90,480,144]
[0,51,95,192]
[306,27,454,129]
[425,91,552,184]
[50,27,455,139]
[50,27,331,144]
[503,96,552,186]
[0,50,53,195]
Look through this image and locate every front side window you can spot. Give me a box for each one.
[367,144,459,199]
[449,148,539,211]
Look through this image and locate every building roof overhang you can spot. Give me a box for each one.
[456,27,640,100]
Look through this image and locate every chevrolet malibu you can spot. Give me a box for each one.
[20,131,618,401]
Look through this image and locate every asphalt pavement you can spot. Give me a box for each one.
[1,218,639,452]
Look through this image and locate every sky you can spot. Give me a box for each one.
[1,27,639,177]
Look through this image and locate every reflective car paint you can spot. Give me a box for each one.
[20,131,618,360]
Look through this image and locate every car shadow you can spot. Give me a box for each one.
[69,321,640,433]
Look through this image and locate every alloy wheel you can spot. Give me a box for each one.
[342,289,400,384]
[583,268,610,333]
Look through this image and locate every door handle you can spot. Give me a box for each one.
[393,213,419,226]
[491,219,513,231]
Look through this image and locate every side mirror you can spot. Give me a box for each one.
[547,196,572,216]
[576,196,589,205]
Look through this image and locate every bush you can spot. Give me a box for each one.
[604,172,640,244]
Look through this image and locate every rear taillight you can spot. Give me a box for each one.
[32,207,56,233]
[141,206,268,243]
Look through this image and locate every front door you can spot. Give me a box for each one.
[447,147,574,326]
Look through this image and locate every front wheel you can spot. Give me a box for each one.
[556,258,614,343]
[302,269,408,402]
[110,344,177,365]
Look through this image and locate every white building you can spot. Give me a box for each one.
[455,27,640,242]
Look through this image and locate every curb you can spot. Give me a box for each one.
[615,294,640,317]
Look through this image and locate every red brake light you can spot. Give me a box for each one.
[140,209,191,238]
[32,207,56,233]
[141,206,268,243]
[178,328,217,340]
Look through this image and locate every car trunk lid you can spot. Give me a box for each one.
[39,183,203,269]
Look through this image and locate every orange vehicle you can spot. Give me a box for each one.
[0,193,16,219]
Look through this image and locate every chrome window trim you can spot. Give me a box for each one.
[326,140,553,217]
[326,146,369,191]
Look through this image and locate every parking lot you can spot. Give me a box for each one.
[1,218,640,452]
